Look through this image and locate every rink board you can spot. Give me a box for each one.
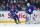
[0,11,40,23]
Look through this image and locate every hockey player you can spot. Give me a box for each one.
[25,3,36,24]
[10,7,20,24]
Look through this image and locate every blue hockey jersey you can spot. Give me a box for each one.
[26,5,36,14]
[10,9,18,16]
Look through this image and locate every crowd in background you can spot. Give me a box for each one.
[0,0,40,11]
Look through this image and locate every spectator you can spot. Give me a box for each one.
[1,4,5,11]
[13,0,18,6]
[24,1,28,6]
[10,5,17,10]
[9,1,12,7]
[0,0,40,11]
[0,3,2,11]
[34,1,40,8]
[0,3,1,7]
[22,4,26,11]
[0,6,2,11]
[21,0,25,3]
[5,3,10,11]
[2,1,7,7]
[30,0,35,5]
[17,4,22,11]
[18,0,22,6]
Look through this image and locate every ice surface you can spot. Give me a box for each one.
[0,23,40,27]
